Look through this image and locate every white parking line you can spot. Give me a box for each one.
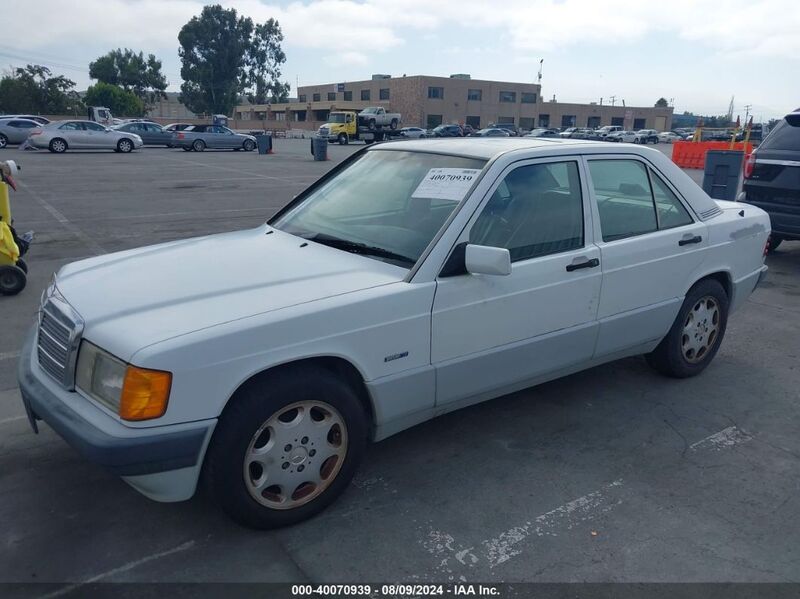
[689,425,753,451]
[159,155,312,185]
[18,182,106,256]
[0,350,21,361]
[422,479,625,578]
[38,540,196,598]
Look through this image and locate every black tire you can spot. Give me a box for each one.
[337,133,347,145]
[16,258,28,274]
[182,147,193,152]
[368,119,376,131]
[0,265,26,295]
[117,138,133,153]
[49,138,67,153]
[192,139,205,152]
[204,365,368,529]
[0,134,7,149]
[243,139,255,152]
[646,279,729,378]
[768,235,783,253]
[390,119,398,130]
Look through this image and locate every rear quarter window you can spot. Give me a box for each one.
[760,120,800,151]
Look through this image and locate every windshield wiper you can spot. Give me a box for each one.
[309,234,416,265]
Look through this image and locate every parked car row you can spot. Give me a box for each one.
[0,119,258,154]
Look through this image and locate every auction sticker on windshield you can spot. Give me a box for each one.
[411,168,482,201]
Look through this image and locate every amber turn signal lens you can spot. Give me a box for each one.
[119,366,172,421]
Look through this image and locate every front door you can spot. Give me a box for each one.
[431,158,602,407]
[585,156,708,356]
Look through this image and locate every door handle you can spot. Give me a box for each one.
[678,235,702,246]
[566,258,600,272]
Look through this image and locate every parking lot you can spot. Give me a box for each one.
[1,140,799,590]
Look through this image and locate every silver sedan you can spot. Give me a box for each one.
[28,120,143,153]
[0,118,41,147]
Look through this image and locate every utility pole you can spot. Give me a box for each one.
[743,104,752,125]
[609,95,617,106]
[600,97,603,106]
[537,59,543,85]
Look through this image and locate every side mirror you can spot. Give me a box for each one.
[465,244,511,276]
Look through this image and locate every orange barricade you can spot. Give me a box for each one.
[672,141,754,169]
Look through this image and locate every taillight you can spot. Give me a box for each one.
[743,153,756,179]
[30,130,42,136]
[764,236,771,256]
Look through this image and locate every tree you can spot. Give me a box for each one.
[89,49,168,109]
[178,4,290,114]
[0,64,83,115]
[654,97,669,108]
[84,82,145,116]
[246,18,290,104]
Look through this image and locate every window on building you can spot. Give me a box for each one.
[361,89,370,101]
[379,88,390,100]
[497,116,515,124]
[470,161,584,262]
[313,110,329,121]
[519,117,535,130]
[427,114,443,128]
[428,86,444,99]
[587,116,601,128]
[538,114,550,127]
[466,115,481,128]
[343,90,353,101]
[298,94,307,103]
[312,93,321,102]
[467,89,482,101]
[275,112,285,121]
[611,117,624,126]
[295,110,307,122]
[521,93,537,104]
[327,92,336,101]
[561,115,577,127]
[633,118,646,130]
[499,91,517,103]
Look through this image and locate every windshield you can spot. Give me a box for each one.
[329,113,348,123]
[271,150,486,267]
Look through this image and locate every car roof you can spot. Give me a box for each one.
[373,137,617,159]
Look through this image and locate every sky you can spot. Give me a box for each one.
[4,0,798,120]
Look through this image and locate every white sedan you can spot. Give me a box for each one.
[606,130,648,143]
[28,120,143,153]
[658,131,685,143]
[399,127,427,139]
[19,138,770,528]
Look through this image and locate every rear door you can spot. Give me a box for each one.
[58,122,86,147]
[744,117,800,239]
[585,156,708,356]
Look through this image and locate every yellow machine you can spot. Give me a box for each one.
[0,160,29,295]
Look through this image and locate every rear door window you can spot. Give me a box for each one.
[760,120,800,151]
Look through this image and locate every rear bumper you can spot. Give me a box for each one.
[17,327,215,479]
[740,190,800,240]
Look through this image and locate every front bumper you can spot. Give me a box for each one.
[17,326,215,478]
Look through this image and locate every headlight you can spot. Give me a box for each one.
[76,341,172,421]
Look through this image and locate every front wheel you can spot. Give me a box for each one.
[0,265,26,295]
[117,138,133,153]
[337,133,347,145]
[390,119,398,130]
[204,366,368,529]
[243,139,255,152]
[646,279,729,378]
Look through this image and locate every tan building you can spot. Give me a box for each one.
[235,74,672,132]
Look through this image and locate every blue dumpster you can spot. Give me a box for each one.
[702,150,744,201]
[256,134,272,155]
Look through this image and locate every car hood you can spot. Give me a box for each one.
[55,225,406,361]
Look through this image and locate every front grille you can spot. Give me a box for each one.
[37,297,82,388]
[319,127,329,136]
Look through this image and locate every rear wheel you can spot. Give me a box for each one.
[192,139,206,152]
[117,138,133,153]
[0,134,7,149]
[49,138,67,153]
[646,279,729,378]
[390,119,398,130]
[368,119,376,131]
[0,265,26,295]
[204,366,368,529]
